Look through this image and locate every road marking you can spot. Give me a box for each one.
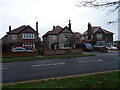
[31,63,66,67]
[78,60,103,63]
[2,67,8,70]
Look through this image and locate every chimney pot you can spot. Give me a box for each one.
[53,25,55,29]
[36,21,38,33]
[9,25,11,32]
[88,22,92,29]
[68,20,71,30]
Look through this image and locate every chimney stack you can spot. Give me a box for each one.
[53,25,55,29]
[9,25,11,32]
[36,21,38,33]
[88,22,92,30]
[68,20,71,30]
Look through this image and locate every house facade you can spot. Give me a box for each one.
[2,22,40,52]
[42,20,74,49]
[80,23,114,47]
[74,32,82,44]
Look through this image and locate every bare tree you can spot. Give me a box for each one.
[76,0,120,24]
[76,0,119,10]
[76,0,120,40]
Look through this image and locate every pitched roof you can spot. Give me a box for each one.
[74,32,81,37]
[92,26,114,34]
[7,25,37,34]
[42,26,63,37]
[82,26,113,36]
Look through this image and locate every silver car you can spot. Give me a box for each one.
[12,47,34,52]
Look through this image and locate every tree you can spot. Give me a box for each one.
[76,0,120,24]
[76,0,120,40]
[76,0,119,10]
[66,35,75,49]
[51,43,55,49]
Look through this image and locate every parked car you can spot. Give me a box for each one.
[12,47,35,52]
[75,43,94,52]
[106,45,118,50]
[106,46,111,50]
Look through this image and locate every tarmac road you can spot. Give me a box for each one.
[2,51,120,83]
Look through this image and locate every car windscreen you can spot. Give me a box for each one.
[84,43,92,47]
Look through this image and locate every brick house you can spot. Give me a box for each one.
[74,32,82,44]
[42,20,74,49]
[80,23,114,47]
[2,22,40,52]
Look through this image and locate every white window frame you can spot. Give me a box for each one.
[97,41,105,45]
[23,44,35,49]
[12,34,17,39]
[82,36,84,40]
[64,35,69,39]
[91,34,93,38]
[52,35,56,40]
[22,33,35,39]
[96,33,103,39]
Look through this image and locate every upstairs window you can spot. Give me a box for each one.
[96,34,103,39]
[52,35,56,40]
[63,29,70,33]
[64,35,69,39]
[91,34,93,38]
[22,33,35,39]
[12,34,17,39]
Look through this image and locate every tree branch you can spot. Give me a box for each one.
[76,0,120,9]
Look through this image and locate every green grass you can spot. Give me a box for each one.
[2,54,95,63]
[2,71,120,88]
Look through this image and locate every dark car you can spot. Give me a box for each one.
[75,43,94,52]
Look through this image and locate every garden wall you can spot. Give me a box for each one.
[43,49,83,55]
[2,52,37,58]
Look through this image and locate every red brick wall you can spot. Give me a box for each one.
[2,52,37,58]
[43,49,83,55]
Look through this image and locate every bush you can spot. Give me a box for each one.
[95,47,107,53]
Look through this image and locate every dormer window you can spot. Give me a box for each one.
[12,34,17,39]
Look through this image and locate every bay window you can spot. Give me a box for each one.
[23,44,35,49]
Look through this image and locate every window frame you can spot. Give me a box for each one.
[23,44,35,49]
[22,33,35,39]
[96,33,103,39]
[12,34,17,40]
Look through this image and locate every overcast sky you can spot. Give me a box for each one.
[0,0,118,41]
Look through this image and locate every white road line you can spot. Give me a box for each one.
[2,67,8,70]
[78,60,103,63]
[31,63,66,67]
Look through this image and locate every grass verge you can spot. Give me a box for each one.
[2,54,95,63]
[2,71,120,88]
